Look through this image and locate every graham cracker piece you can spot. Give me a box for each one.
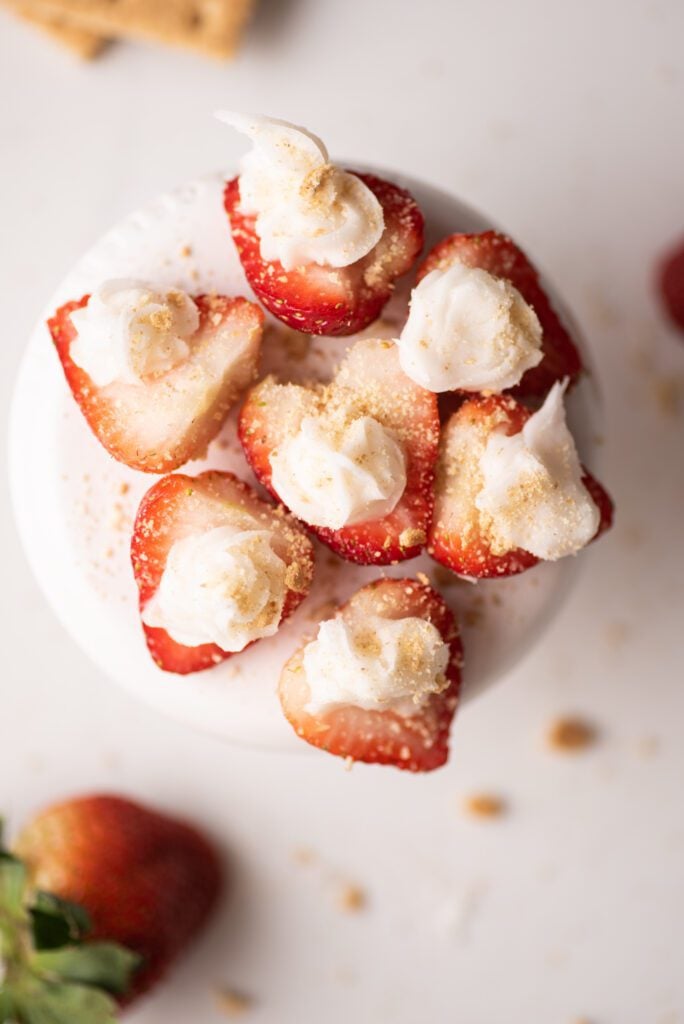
[8,0,253,57]
[2,1,108,57]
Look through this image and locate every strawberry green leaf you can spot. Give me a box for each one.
[31,942,141,996]
[30,893,91,950]
[0,989,17,1022]
[13,981,120,1024]
[0,853,26,918]
[29,909,72,953]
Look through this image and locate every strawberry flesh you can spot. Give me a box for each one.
[224,172,424,336]
[658,238,684,332]
[278,578,462,772]
[428,394,613,579]
[238,338,439,564]
[131,470,315,674]
[49,293,263,473]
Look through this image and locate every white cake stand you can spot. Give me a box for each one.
[8,169,600,752]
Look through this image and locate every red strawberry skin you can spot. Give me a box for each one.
[428,394,614,579]
[279,578,462,772]
[658,238,684,332]
[224,172,424,336]
[238,340,439,565]
[14,794,222,1004]
[418,231,583,398]
[131,471,315,674]
[49,293,263,473]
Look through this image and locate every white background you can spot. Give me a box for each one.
[1,1,683,1022]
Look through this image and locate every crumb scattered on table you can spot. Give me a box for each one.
[652,374,684,417]
[291,846,316,866]
[215,988,253,1017]
[463,606,485,628]
[546,716,598,752]
[462,793,507,819]
[602,620,631,650]
[336,883,366,913]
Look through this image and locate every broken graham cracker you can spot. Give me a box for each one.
[8,0,253,58]
[2,1,107,57]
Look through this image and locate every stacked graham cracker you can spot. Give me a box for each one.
[2,0,254,59]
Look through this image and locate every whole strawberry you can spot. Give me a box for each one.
[12,794,223,1008]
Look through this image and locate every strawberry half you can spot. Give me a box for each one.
[224,172,424,336]
[131,470,315,674]
[418,231,583,398]
[13,794,222,1004]
[49,293,264,473]
[658,237,684,332]
[239,338,439,564]
[428,394,614,579]
[278,578,463,772]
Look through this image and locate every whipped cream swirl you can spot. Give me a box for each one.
[475,381,600,559]
[69,279,199,388]
[397,262,543,393]
[303,614,450,716]
[269,414,407,530]
[142,526,287,651]
[216,112,384,270]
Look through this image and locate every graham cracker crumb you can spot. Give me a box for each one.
[285,561,308,593]
[336,884,366,913]
[291,846,316,866]
[463,606,484,628]
[546,716,598,752]
[602,620,631,650]
[399,527,426,548]
[650,372,684,417]
[462,793,507,819]
[215,988,253,1017]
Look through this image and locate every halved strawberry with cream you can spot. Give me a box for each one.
[131,471,315,674]
[49,285,264,473]
[428,385,614,579]
[417,231,582,398]
[239,338,439,564]
[225,172,423,336]
[278,578,462,772]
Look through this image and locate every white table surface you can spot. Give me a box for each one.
[1,2,683,1022]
